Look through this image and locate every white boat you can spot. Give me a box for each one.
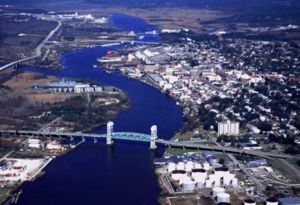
[100,43,121,47]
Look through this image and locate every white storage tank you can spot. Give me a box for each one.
[212,187,225,198]
[185,161,194,172]
[177,162,185,170]
[214,178,221,187]
[203,162,210,170]
[223,173,235,186]
[205,180,212,188]
[194,163,202,169]
[171,170,186,181]
[231,178,238,187]
[244,199,256,205]
[192,168,207,181]
[266,198,278,205]
[181,177,196,191]
[179,175,191,185]
[217,192,230,203]
[167,162,176,172]
[196,182,204,189]
[214,167,229,175]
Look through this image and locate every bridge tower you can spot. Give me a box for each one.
[106,121,114,145]
[150,125,157,149]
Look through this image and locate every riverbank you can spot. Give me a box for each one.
[0,139,84,205]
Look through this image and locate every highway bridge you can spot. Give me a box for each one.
[0,20,62,72]
[0,122,297,159]
[0,56,36,72]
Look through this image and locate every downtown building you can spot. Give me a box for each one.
[218,121,240,136]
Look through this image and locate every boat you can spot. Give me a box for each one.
[97,56,124,63]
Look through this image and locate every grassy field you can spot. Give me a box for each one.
[268,159,300,183]
[164,148,196,156]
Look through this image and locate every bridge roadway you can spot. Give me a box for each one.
[0,130,297,159]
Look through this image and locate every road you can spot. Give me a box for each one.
[0,151,13,161]
[38,117,62,132]
[34,19,62,57]
[278,158,300,180]
[157,139,298,159]
[0,138,29,161]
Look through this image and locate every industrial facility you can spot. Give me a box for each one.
[36,80,103,93]
[163,152,239,192]
[155,150,300,205]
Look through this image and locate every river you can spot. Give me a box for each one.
[15,14,183,205]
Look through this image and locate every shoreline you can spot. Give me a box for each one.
[1,140,85,205]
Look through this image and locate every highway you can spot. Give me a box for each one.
[0,19,62,72]
[278,158,300,180]
[34,20,62,57]
[156,139,298,159]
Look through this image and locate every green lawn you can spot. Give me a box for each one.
[164,148,195,156]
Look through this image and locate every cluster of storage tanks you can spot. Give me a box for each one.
[167,152,238,191]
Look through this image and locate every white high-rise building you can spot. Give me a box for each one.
[218,121,239,136]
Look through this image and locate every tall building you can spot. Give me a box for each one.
[218,121,239,136]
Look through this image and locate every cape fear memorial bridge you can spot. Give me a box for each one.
[0,122,297,160]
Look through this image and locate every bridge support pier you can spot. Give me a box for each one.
[150,125,157,149]
[94,138,97,144]
[106,121,114,145]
